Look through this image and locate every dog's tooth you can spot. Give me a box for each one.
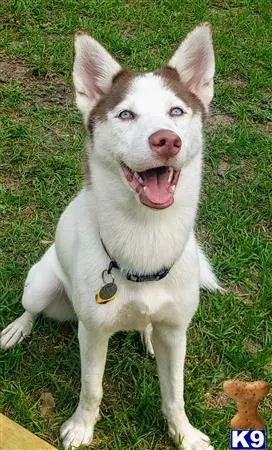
[134,171,144,185]
[168,167,174,183]
[171,185,176,192]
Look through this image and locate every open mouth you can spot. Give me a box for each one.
[121,162,180,209]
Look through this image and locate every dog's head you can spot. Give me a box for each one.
[73,24,215,210]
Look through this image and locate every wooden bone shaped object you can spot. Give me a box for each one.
[223,380,271,429]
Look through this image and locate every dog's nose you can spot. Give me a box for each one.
[148,130,181,158]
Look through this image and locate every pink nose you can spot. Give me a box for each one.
[148,129,181,158]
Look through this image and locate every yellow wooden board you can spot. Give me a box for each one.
[0,414,58,450]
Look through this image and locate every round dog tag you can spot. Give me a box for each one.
[96,282,118,304]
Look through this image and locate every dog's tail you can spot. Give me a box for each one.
[198,246,222,292]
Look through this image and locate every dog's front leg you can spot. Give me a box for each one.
[61,321,110,450]
[152,324,213,450]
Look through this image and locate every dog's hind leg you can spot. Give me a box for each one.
[1,244,74,350]
[0,311,36,350]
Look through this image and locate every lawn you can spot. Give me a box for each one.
[0,0,271,449]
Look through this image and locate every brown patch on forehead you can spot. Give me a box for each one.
[89,69,136,129]
[156,66,205,117]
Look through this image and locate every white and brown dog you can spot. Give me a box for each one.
[1,23,220,450]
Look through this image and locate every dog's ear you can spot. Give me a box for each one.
[73,32,121,122]
[168,23,215,110]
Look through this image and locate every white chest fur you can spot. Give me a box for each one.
[54,189,200,334]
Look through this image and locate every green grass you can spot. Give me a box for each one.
[1,0,271,449]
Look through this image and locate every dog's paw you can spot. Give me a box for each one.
[170,424,213,450]
[1,313,33,350]
[60,415,94,449]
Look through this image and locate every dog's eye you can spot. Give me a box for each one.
[169,107,184,117]
[118,110,135,120]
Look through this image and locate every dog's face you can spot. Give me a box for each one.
[73,24,215,209]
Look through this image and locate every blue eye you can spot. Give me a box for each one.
[170,107,184,117]
[118,110,135,120]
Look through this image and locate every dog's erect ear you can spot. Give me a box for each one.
[168,23,215,110]
[73,32,121,122]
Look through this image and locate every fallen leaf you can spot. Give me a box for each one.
[40,239,54,245]
[39,392,55,417]
[217,159,231,176]
[265,122,272,133]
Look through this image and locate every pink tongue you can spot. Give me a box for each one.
[141,168,172,204]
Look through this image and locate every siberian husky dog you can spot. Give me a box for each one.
[1,23,219,450]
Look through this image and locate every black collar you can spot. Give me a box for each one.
[101,239,171,282]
